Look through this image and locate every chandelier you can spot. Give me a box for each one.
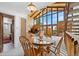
[27,2,37,12]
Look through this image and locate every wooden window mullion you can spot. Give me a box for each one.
[51,8,53,35]
[46,8,48,28]
[57,8,58,35]
[42,10,44,30]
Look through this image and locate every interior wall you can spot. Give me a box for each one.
[0,8,26,49]
[0,4,35,55]
[26,15,34,32]
[21,18,26,36]
[0,7,35,54]
[14,16,21,48]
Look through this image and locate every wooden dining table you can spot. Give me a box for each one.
[32,36,62,56]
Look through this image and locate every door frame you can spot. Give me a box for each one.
[0,12,14,46]
[0,13,3,52]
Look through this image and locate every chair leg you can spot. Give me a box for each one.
[50,49,56,56]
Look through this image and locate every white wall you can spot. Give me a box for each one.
[14,16,21,48]
[26,17,34,32]
[0,6,36,55]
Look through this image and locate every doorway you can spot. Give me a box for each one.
[0,13,14,52]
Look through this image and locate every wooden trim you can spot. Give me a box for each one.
[34,8,65,19]
[70,31,79,33]
[64,3,69,31]
[47,6,65,8]
[51,8,53,35]
[71,28,79,30]
[74,34,79,35]
[0,13,3,52]
[69,9,79,14]
[64,32,74,56]
[0,12,14,46]
[72,24,79,26]
[67,20,79,23]
[12,17,14,44]
[0,12,14,19]
[42,10,43,30]
[65,32,74,40]
[57,8,58,35]
[73,20,79,22]
[35,10,64,19]
[34,12,41,19]
[32,8,65,19]
[68,15,79,19]
[70,2,79,8]
[30,11,38,17]
[30,2,67,19]
[30,8,46,19]
[46,8,48,27]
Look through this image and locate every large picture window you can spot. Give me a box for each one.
[34,8,64,35]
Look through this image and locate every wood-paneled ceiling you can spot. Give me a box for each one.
[29,2,67,19]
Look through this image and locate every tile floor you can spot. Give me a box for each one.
[0,42,24,56]
[0,39,67,56]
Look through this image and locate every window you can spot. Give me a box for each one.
[53,25,57,35]
[43,16,46,25]
[40,17,42,25]
[58,11,64,21]
[53,13,57,24]
[47,11,51,15]
[35,8,64,35]
[47,15,51,25]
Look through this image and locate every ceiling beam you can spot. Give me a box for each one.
[30,2,67,19]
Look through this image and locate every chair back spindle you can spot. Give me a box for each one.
[19,36,36,56]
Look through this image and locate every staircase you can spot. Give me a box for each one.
[67,2,79,35]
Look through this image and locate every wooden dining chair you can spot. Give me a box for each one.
[49,37,63,56]
[19,36,39,56]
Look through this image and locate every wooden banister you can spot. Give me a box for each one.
[74,40,79,56]
[64,31,74,56]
